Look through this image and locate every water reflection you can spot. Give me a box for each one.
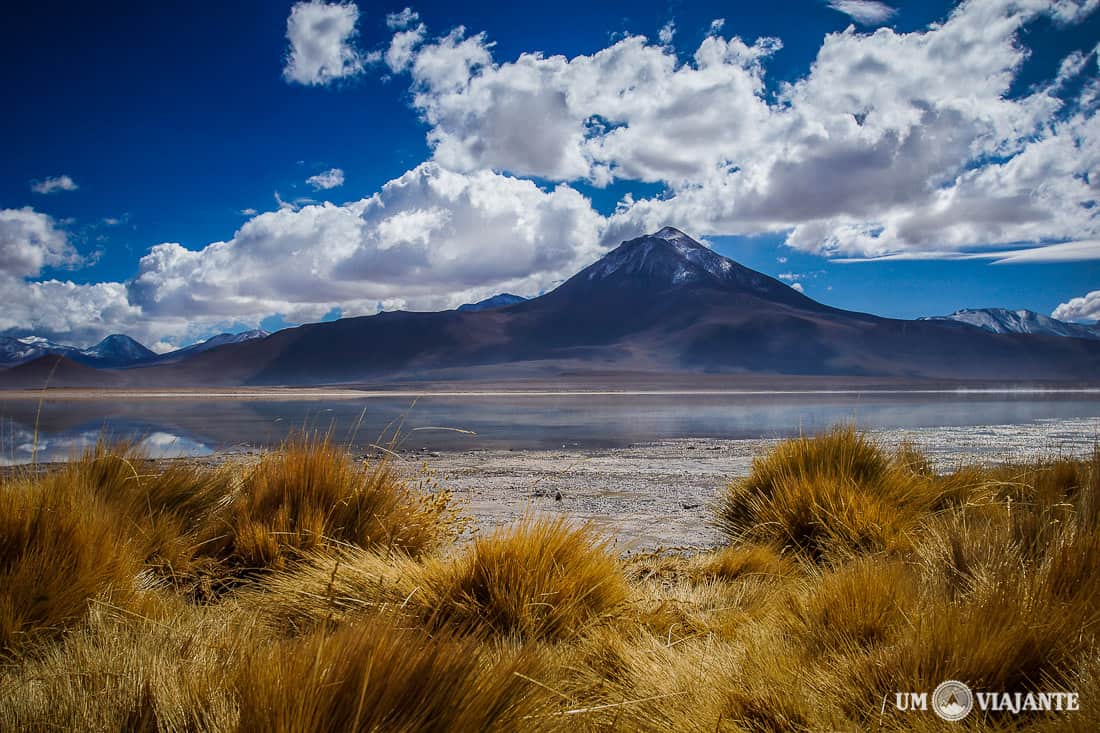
[0,423,212,465]
[0,391,1098,464]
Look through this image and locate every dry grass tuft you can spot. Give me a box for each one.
[692,542,792,583]
[417,516,629,641]
[235,615,553,732]
[716,425,932,561]
[0,472,140,657]
[209,435,461,571]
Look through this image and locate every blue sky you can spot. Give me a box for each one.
[2,0,1099,349]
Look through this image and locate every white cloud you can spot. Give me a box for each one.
[306,167,346,190]
[283,1,365,86]
[1053,290,1100,322]
[826,0,898,25]
[30,174,78,194]
[377,0,1099,260]
[0,208,82,278]
[240,208,258,216]
[834,239,1100,263]
[386,7,419,30]
[385,23,426,72]
[790,282,805,293]
[0,278,143,347]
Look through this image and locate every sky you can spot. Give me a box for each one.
[2,0,1099,351]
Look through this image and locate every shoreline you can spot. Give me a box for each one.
[56,421,1086,552]
[2,386,1100,400]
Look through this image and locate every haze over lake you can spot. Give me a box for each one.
[3,390,1099,465]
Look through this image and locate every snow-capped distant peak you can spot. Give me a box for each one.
[920,308,1100,341]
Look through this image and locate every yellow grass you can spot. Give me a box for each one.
[2,427,1099,731]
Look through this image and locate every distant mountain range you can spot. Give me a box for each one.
[0,329,268,369]
[920,308,1100,341]
[0,334,156,369]
[2,228,1099,387]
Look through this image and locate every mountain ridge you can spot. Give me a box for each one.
[2,228,1099,387]
[920,308,1100,341]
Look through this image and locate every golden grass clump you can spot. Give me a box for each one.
[417,516,629,641]
[692,542,792,583]
[54,444,236,596]
[235,616,553,732]
[0,472,139,657]
[0,593,251,730]
[716,425,932,561]
[210,435,461,571]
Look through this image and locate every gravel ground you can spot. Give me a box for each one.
[418,417,1100,551]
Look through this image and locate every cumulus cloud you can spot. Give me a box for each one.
[826,0,898,25]
[0,209,141,346]
[30,174,78,194]
[283,1,365,85]
[381,0,1100,260]
[306,167,345,190]
[0,279,143,346]
[0,208,82,278]
[1053,290,1100,322]
[790,282,805,293]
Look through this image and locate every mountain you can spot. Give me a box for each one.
[155,329,270,362]
[457,294,527,312]
[0,336,81,367]
[0,355,124,389]
[81,334,157,367]
[4,227,1100,387]
[920,308,1100,341]
[0,333,155,368]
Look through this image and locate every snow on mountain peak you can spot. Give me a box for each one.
[920,308,1100,341]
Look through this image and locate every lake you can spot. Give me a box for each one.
[2,390,1099,465]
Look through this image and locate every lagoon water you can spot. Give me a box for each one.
[2,390,1099,465]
